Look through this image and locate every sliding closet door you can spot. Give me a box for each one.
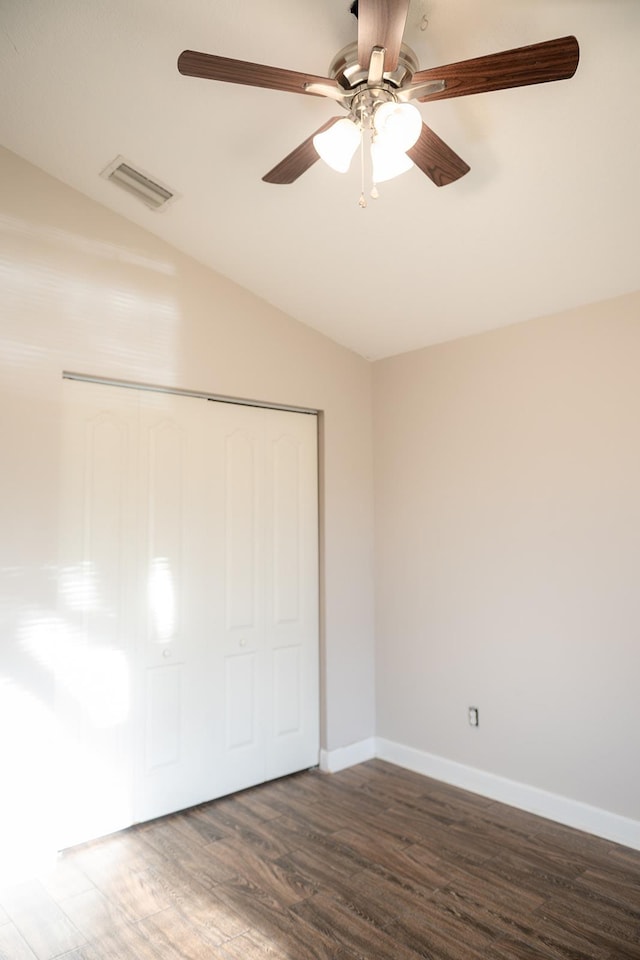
[57,382,139,847]
[134,391,214,822]
[263,408,319,780]
[58,380,319,843]
[204,403,319,800]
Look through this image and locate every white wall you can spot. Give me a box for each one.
[0,146,375,770]
[374,296,640,825]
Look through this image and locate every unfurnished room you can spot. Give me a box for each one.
[0,1,639,958]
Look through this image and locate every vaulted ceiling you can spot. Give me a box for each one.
[1,0,638,359]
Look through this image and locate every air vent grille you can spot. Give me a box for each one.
[100,156,177,210]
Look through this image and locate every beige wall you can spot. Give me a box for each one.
[374,295,640,820]
[0,146,375,755]
[3,142,639,831]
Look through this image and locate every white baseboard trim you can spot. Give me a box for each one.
[319,737,376,774]
[376,738,640,852]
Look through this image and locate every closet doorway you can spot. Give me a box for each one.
[57,377,319,847]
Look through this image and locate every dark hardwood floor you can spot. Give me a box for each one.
[1,760,639,959]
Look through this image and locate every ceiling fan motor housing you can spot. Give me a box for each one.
[331,41,418,91]
[329,41,420,127]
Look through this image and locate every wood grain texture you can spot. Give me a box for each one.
[263,117,342,184]
[357,0,411,73]
[177,51,333,97]
[407,123,470,186]
[0,880,85,960]
[413,35,580,102]
[0,759,637,959]
[136,907,231,960]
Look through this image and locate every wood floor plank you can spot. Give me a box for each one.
[0,922,39,960]
[530,819,616,860]
[243,771,326,809]
[140,863,249,944]
[437,859,546,916]
[214,884,356,960]
[203,836,316,908]
[576,862,640,912]
[58,887,131,940]
[136,907,231,960]
[0,880,85,960]
[199,795,278,831]
[431,884,607,960]
[418,780,494,813]
[219,930,302,959]
[460,847,583,904]
[61,847,170,925]
[533,883,640,955]
[607,845,640,877]
[338,762,434,802]
[483,799,562,836]
[135,822,236,891]
[277,837,369,887]
[231,789,286,823]
[384,914,493,960]
[258,811,372,868]
[491,924,637,960]
[332,828,447,889]
[63,923,164,959]
[165,806,228,846]
[384,807,501,865]
[290,891,426,960]
[199,808,299,862]
[37,856,95,904]
[332,866,437,927]
[274,796,357,836]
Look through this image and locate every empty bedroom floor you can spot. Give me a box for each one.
[1,760,638,959]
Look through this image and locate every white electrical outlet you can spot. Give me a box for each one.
[468,706,479,727]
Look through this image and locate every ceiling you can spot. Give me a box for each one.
[1,0,639,360]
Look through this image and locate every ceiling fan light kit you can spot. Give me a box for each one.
[371,136,414,184]
[373,102,422,152]
[177,0,579,204]
[313,118,361,173]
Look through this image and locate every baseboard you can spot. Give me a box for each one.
[376,738,640,852]
[319,737,376,773]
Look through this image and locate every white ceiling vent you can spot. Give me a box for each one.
[100,156,177,211]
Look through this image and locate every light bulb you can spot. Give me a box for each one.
[313,118,361,173]
[370,138,414,184]
[373,101,422,152]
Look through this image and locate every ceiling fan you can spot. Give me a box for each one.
[177,0,579,193]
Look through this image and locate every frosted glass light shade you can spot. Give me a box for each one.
[371,138,414,183]
[313,118,361,173]
[373,102,422,152]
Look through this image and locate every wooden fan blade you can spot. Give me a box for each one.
[407,123,470,187]
[178,50,335,97]
[412,36,580,102]
[263,118,342,184]
[357,0,411,73]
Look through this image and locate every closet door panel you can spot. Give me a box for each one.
[134,392,211,821]
[57,381,139,848]
[145,418,185,649]
[225,429,259,632]
[265,410,319,778]
[205,403,267,797]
